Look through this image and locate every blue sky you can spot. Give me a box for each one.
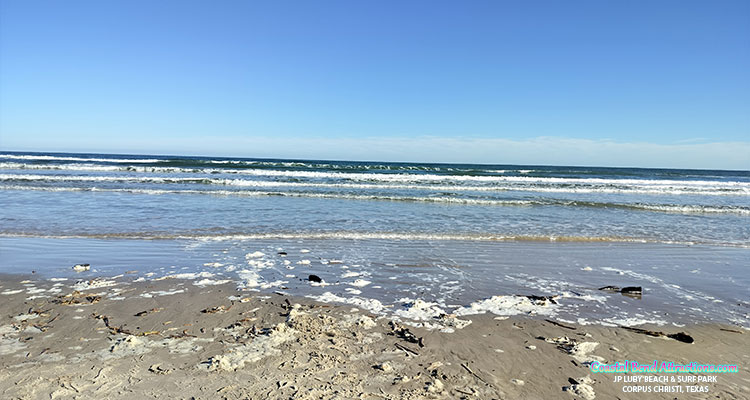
[1,1,748,169]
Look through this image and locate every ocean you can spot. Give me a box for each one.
[1,151,748,328]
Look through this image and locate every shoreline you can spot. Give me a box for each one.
[3,237,749,331]
[1,273,747,399]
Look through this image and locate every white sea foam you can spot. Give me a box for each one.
[393,299,446,321]
[166,272,215,280]
[455,295,559,317]
[2,171,748,197]
[3,182,748,215]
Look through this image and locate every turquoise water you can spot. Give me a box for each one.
[1,152,748,327]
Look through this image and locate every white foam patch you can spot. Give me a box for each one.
[140,289,185,298]
[237,269,287,290]
[245,251,266,258]
[203,262,224,268]
[393,299,472,332]
[72,279,119,291]
[194,279,232,287]
[166,272,215,280]
[0,336,26,355]
[455,295,558,317]
[348,279,372,288]
[13,313,39,321]
[603,317,667,327]
[394,299,446,321]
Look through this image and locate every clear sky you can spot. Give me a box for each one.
[1,0,748,169]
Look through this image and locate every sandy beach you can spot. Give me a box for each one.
[1,273,747,400]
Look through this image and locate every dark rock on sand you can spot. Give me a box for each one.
[621,326,694,344]
[666,332,695,344]
[525,295,558,305]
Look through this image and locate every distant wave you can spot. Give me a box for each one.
[1,169,748,196]
[0,230,716,246]
[3,184,749,215]
[4,161,750,187]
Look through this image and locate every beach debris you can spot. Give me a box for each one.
[134,308,161,317]
[169,329,197,339]
[526,345,537,350]
[545,319,577,330]
[307,274,322,283]
[394,343,419,356]
[620,286,642,294]
[539,336,603,363]
[598,285,643,299]
[511,379,525,386]
[461,363,490,386]
[148,364,173,375]
[620,286,642,299]
[206,323,296,371]
[524,295,558,304]
[374,361,394,372]
[94,314,132,335]
[425,379,444,393]
[202,305,231,314]
[54,291,101,305]
[563,376,596,400]
[620,326,694,343]
[388,321,423,346]
[72,264,90,272]
[455,387,477,396]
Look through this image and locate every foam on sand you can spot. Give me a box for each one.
[207,323,296,371]
[455,295,558,317]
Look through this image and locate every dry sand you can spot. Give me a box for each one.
[0,273,748,400]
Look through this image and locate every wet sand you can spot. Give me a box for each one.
[0,273,748,399]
